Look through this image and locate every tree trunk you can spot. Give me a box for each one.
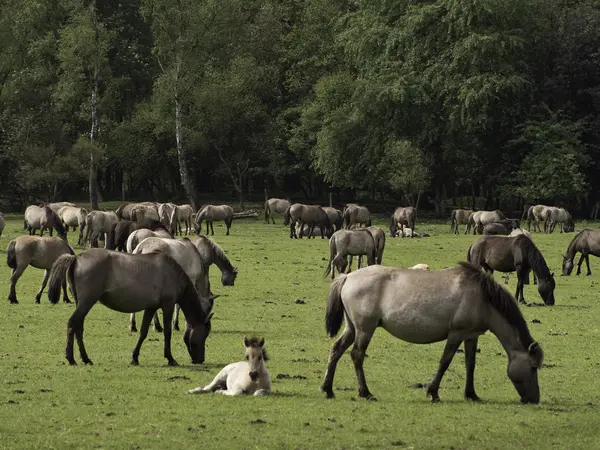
[175,96,197,210]
[89,65,100,211]
[329,188,333,207]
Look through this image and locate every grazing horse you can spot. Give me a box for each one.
[48,249,212,366]
[264,198,291,224]
[545,207,574,234]
[169,204,194,235]
[324,229,376,279]
[343,204,371,229]
[125,228,173,253]
[450,209,472,234]
[84,211,118,248]
[503,228,533,284]
[323,207,344,232]
[471,210,505,235]
[0,213,5,238]
[24,205,67,239]
[354,226,386,267]
[526,205,552,232]
[45,202,75,213]
[483,219,519,236]
[58,206,88,245]
[390,206,417,238]
[284,204,331,239]
[195,205,234,236]
[191,236,238,286]
[115,202,158,220]
[321,263,543,403]
[106,219,170,252]
[562,229,600,276]
[187,337,271,396]
[7,236,73,304]
[468,235,555,305]
[130,237,213,332]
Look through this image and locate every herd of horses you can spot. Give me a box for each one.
[2,198,599,404]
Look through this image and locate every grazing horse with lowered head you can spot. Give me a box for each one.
[7,236,73,304]
[284,204,331,239]
[45,202,75,213]
[58,206,88,245]
[297,223,332,239]
[483,219,519,235]
[125,228,173,253]
[191,236,238,286]
[390,206,417,238]
[545,207,574,234]
[324,229,376,279]
[107,219,171,252]
[48,249,212,366]
[343,204,371,229]
[321,263,543,403]
[562,229,600,276]
[169,204,194,235]
[24,205,67,239]
[526,205,552,232]
[195,205,234,236]
[84,210,118,248]
[187,337,271,396]
[450,209,472,234]
[264,198,291,224]
[468,235,555,305]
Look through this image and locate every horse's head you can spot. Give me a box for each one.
[244,336,268,382]
[184,312,213,364]
[537,272,555,305]
[221,268,238,286]
[562,255,574,276]
[507,342,543,404]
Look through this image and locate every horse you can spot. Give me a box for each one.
[450,209,472,234]
[115,202,158,220]
[297,223,332,239]
[526,205,552,232]
[343,204,371,229]
[471,210,505,235]
[320,262,543,403]
[158,203,176,228]
[125,228,173,253]
[169,204,194,235]
[47,249,212,366]
[467,235,555,305]
[483,219,519,235]
[353,226,385,268]
[7,236,73,304]
[190,236,238,286]
[83,211,118,248]
[389,206,417,238]
[545,207,574,234]
[0,213,5,238]
[562,229,600,276]
[503,228,534,284]
[324,229,376,279]
[195,205,234,236]
[58,206,88,245]
[409,263,430,270]
[187,337,271,396]
[264,198,291,224]
[591,200,600,220]
[130,237,213,332]
[284,204,331,239]
[131,205,160,222]
[323,207,344,232]
[106,219,171,251]
[24,205,67,239]
[46,202,75,213]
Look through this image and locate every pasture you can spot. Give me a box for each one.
[1,211,599,449]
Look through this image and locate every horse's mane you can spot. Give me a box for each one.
[458,262,535,349]
[200,236,236,273]
[514,234,550,277]
[566,229,588,258]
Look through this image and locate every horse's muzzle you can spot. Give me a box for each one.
[249,371,258,381]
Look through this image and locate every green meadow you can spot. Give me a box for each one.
[1,210,599,449]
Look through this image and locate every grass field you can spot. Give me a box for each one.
[1,211,599,449]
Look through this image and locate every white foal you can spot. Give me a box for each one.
[187,337,271,396]
[409,263,430,270]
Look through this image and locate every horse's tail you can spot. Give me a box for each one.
[343,209,350,229]
[467,244,473,263]
[376,233,386,264]
[6,240,17,269]
[324,237,336,278]
[389,216,396,237]
[105,223,118,250]
[283,206,291,226]
[450,210,456,232]
[264,201,270,223]
[23,219,28,230]
[48,254,77,304]
[325,274,348,338]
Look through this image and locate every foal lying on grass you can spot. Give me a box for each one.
[187,337,271,396]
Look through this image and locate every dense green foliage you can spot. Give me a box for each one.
[1,0,600,212]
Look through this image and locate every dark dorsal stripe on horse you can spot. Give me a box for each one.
[203,236,235,273]
[516,234,550,278]
[566,229,587,258]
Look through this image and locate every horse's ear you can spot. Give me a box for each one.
[258,338,264,347]
[244,336,250,347]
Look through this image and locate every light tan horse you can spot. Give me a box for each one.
[190,236,238,286]
[131,205,160,222]
[6,236,73,304]
[544,207,574,234]
[323,207,343,232]
[471,210,505,234]
[187,337,271,396]
[158,203,177,228]
[46,202,75,213]
[24,205,67,239]
[353,226,386,267]
[125,228,173,253]
[58,206,88,245]
[526,205,552,232]
[450,209,472,234]
[195,205,234,236]
[169,204,194,235]
[83,210,119,248]
[324,229,376,279]
[343,204,371,229]
[264,198,291,224]
[390,206,417,238]
[115,202,158,220]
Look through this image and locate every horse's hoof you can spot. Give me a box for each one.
[167,359,179,366]
[430,396,440,403]
[465,393,481,402]
[67,359,77,366]
[173,325,180,331]
[130,327,138,333]
[84,360,93,366]
[155,327,163,333]
[9,299,18,305]
[63,299,71,304]
[35,299,40,304]
[131,360,139,366]
[366,395,378,402]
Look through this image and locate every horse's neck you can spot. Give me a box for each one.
[566,235,582,261]
[526,248,550,278]
[487,308,529,358]
[177,286,206,325]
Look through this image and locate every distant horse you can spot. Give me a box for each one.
[0,213,5,238]
[169,204,194,235]
[264,198,291,224]
[545,207,574,234]
[468,235,555,305]
[324,229,376,279]
[562,229,600,276]
[590,200,600,220]
[354,226,386,267]
[297,223,332,239]
[471,210,505,235]
[390,206,417,238]
[321,263,543,403]
[323,207,344,232]
[84,211,118,248]
[7,236,73,304]
[284,204,331,239]
[130,237,214,332]
[195,205,234,236]
[483,219,519,236]
[125,228,173,253]
[58,206,88,245]
[131,205,160,222]
[45,202,75,213]
[106,219,170,251]
[158,203,176,228]
[526,205,552,232]
[343,204,371,229]
[187,337,271,396]
[450,209,472,234]
[24,205,67,239]
[115,202,158,220]
[48,249,212,366]
[191,236,238,286]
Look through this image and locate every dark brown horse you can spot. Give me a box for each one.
[106,219,171,251]
[284,204,331,239]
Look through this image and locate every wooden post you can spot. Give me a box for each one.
[329,186,333,207]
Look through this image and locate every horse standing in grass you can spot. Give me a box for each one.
[545,207,574,234]
[107,219,171,251]
[169,204,194,235]
[468,235,555,305]
[58,206,88,245]
[471,210,505,234]
[187,337,271,396]
[84,211,118,248]
[343,204,371,229]
[7,236,73,304]
[450,209,472,234]
[125,228,173,253]
[526,205,552,232]
[24,205,67,239]
[264,198,291,224]
[284,204,331,239]
[323,207,344,232]
[48,249,212,366]
[562,229,600,276]
[195,205,234,236]
[324,230,376,279]
[353,226,385,267]
[158,203,176,228]
[46,202,75,213]
[390,206,417,238]
[191,236,238,286]
[115,202,158,220]
[321,263,543,403]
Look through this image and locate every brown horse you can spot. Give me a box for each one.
[195,205,234,236]
[115,202,158,220]
[390,206,417,238]
[323,207,344,232]
[284,204,331,239]
[24,205,67,239]
[343,204,371,229]
[562,229,600,276]
[450,209,472,234]
[264,198,291,224]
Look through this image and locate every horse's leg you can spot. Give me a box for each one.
[210,221,214,236]
[351,326,378,400]
[160,305,177,366]
[347,255,353,273]
[173,304,181,331]
[130,313,138,333]
[576,253,586,275]
[131,309,157,366]
[254,389,270,396]
[464,338,480,401]
[357,255,362,269]
[153,311,163,332]
[321,321,356,398]
[8,265,27,304]
[515,272,526,304]
[67,301,96,365]
[585,253,592,276]
[400,224,405,238]
[189,366,230,394]
[35,270,50,303]
[225,218,231,236]
[426,336,463,403]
